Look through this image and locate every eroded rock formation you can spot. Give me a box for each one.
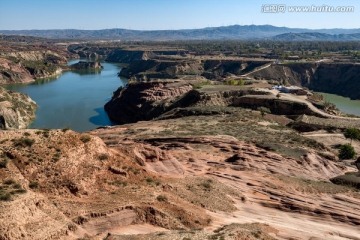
[105,81,193,123]
[70,61,102,70]
[0,87,37,129]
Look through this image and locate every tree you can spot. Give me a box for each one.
[344,128,360,144]
[339,144,356,160]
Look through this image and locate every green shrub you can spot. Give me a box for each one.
[201,180,212,190]
[0,179,27,201]
[0,192,11,201]
[52,152,61,162]
[42,130,50,138]
[111,180,127,187]
[0,159,8,168]
[29,181,39,189]
[145,177,160,186]
[12,138,35,147]
[13,183,22,189]
[156,195,168,202]
[80,135,91,143]
[98,153,109,161]
[344,128,360,142]
[62,127,70,132]
[3,179,16,185]
[11,189,26,194]
[225,79,245,86]
[339,144,356,160]
[192,80,211,89]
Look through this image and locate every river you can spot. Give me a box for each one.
[320,92,360,117]
[6,60,127,132]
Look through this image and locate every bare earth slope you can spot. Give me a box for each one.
[1,108,360,239]
[92,114,360,240]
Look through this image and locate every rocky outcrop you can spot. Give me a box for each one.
[0,58,33,84]
[70,61,102,70]
[0,50,67,83]
[232,95,325,117]
[105,81,332,125]
[0,50,66,64]
[0,87,37,129]
[105,81,193,123]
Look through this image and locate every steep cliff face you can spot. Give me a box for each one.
[0,50,67,83]
[0,50,66,63]
[119,59,274,81]
[105,49,189,63]
[248,63,317,86]
[0,87,37,129]
[106,49,155,63]
[70,61,102,70]
[119,59,203,80]
[202,60,271,79]
[310,63,360,99]
[67,45,113,59]
[0,58,33,84]
[249,63,360,99]
[104,81,193,123]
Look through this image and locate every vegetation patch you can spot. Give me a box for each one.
[224,79,244,86]
[12,137,35,147]
[331,172,360,189]
[98,153,109,161]
[80,134,91,143]
[338,144,356,160]
[0,153,8,168]
[277,175,353,194]
[156,194,168,202]
[145,177,161,186]
[29,181,39,189]
[344,128,360,142]
[0,179,27,201]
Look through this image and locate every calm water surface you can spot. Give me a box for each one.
[7,60,127,132]
[320,92,360,117]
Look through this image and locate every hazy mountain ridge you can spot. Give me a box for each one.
[1,25,360,40]
[273,32,360,41]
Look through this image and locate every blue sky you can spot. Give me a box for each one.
[0,0,359,30]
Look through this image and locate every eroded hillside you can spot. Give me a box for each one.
[0,87,37,129]
[1,104,360,239]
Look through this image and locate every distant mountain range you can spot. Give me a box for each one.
[1,25,360,41]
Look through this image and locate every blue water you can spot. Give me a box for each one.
[320,92,360,117]
[6,60,127,132]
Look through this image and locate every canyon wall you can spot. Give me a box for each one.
[249,63,360,99]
